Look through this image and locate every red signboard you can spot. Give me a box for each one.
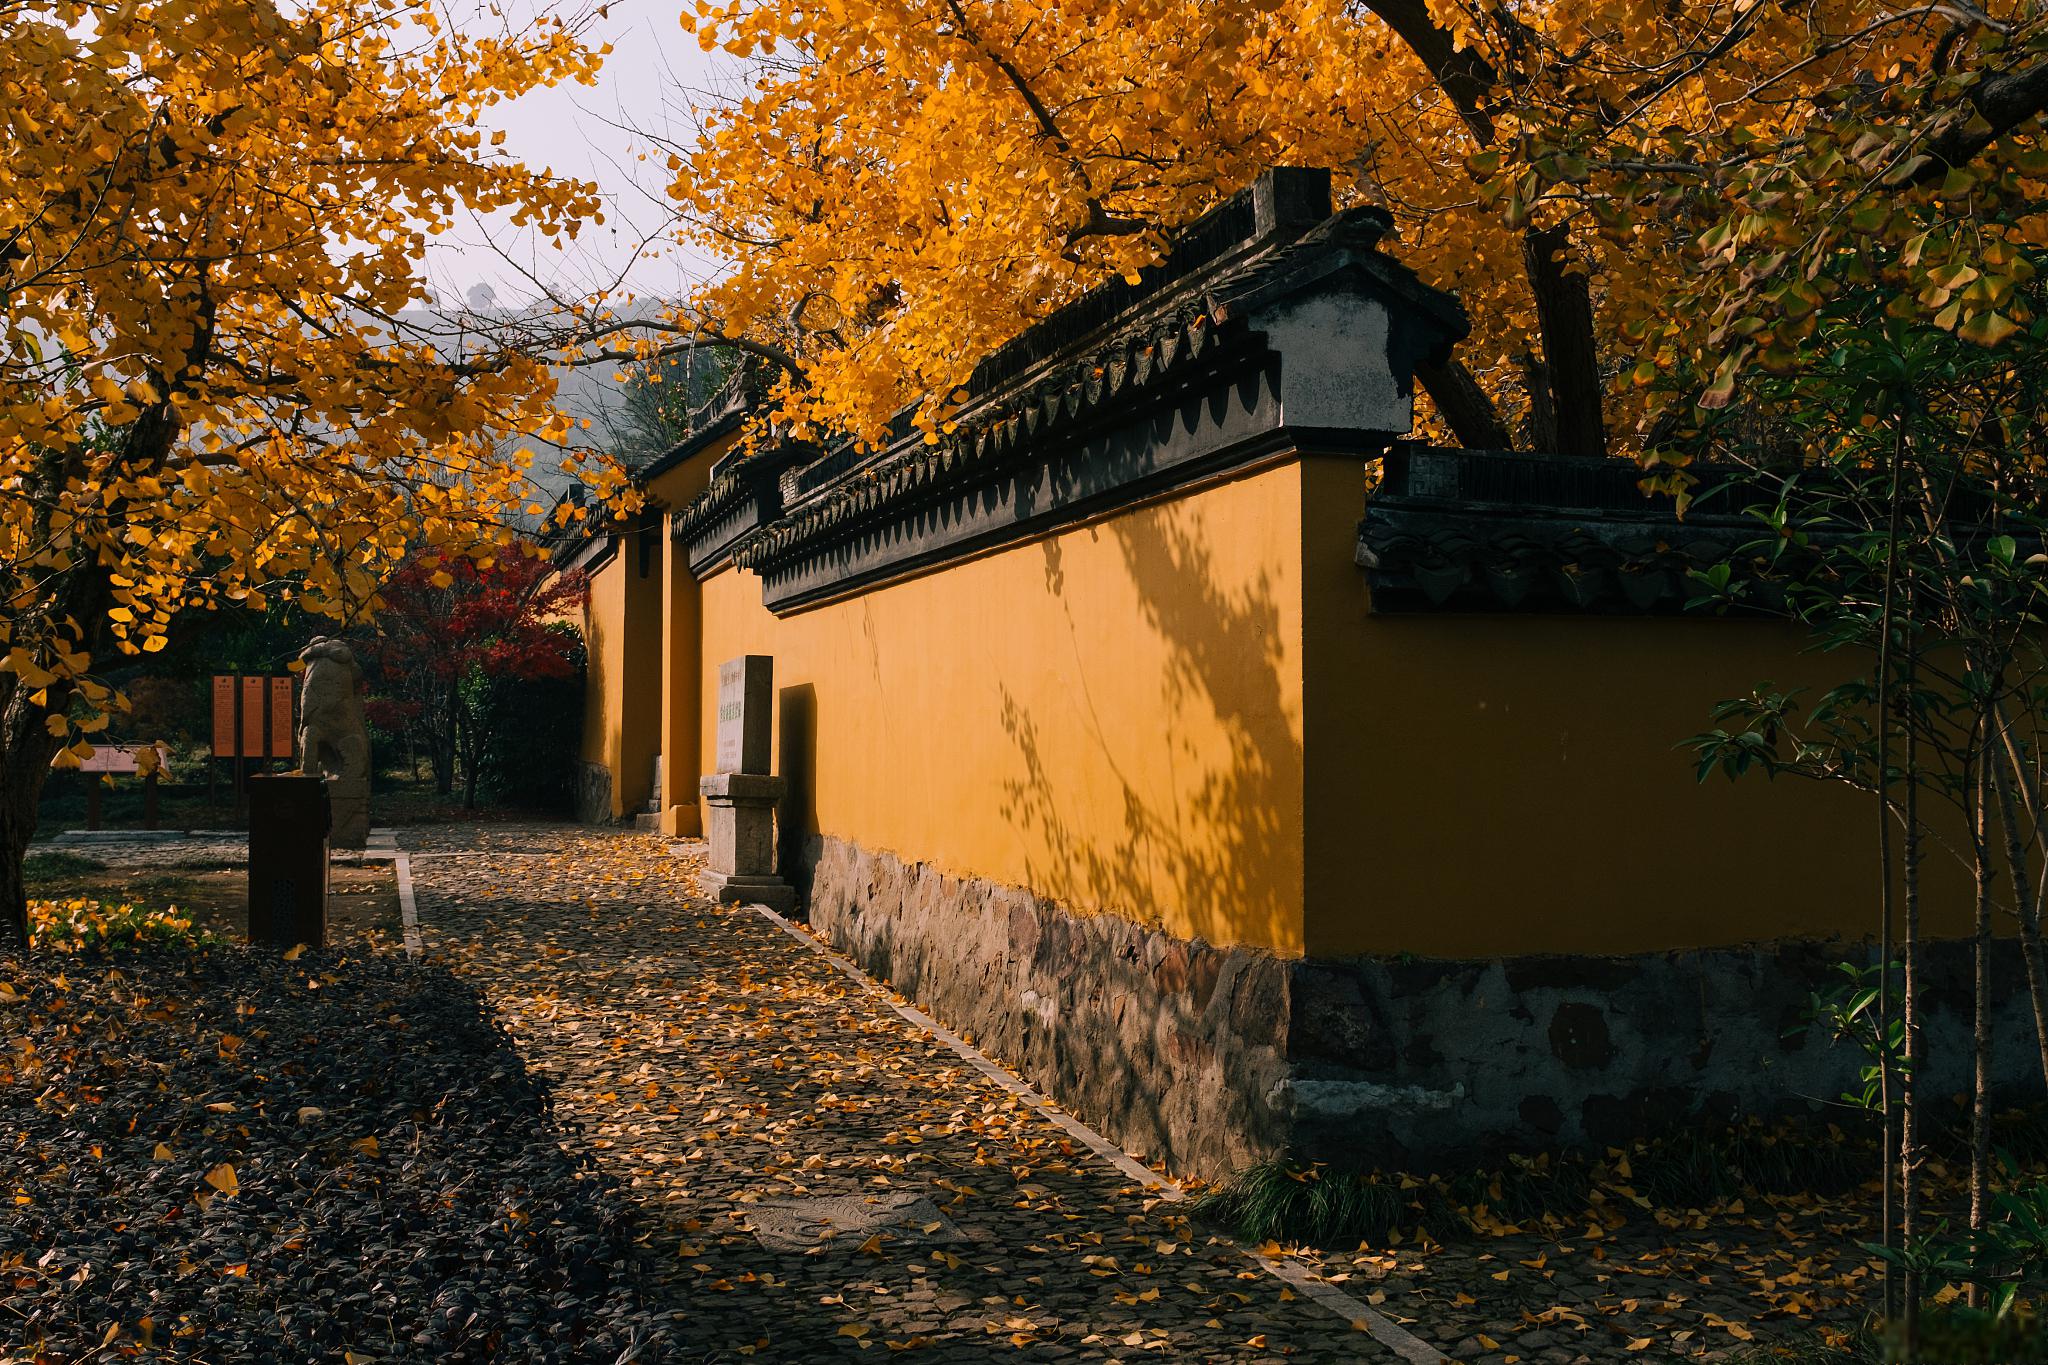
[240,676,265,759]
[212,675,236,756]
[212,674,295,760]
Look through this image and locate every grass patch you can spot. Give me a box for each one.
[111,874,204,902]
[1193,1117,1881,1250]
[1726,1334,1876,1364]
[22,850,109,882]
[1191,1160,1417,1247]
[1886,1306,2048,1364]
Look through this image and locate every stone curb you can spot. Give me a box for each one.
[362,830,419,961]
[751,903,1450,1365]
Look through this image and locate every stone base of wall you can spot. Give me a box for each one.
[802,835,2046,1179]
[576,762,613,827]
[803,835,1293,1177]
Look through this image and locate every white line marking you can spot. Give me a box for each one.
[750,904,1447,1365]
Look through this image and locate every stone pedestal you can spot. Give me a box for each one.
[698,772,794,911]
[325,776,370,849]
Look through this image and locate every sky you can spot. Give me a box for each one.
[399,1,751,506]
[419,0,741,312]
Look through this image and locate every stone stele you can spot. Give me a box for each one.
[698,655,794,911]
[298,636,370,849]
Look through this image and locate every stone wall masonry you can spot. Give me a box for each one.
[803,835,1293,1178]
[801,835,2047,1179]
[1280,943,2041,1166]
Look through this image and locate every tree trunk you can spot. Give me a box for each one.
[1873,418,1907,1324]
[1522,224,1608,459]
[1517,350,1558,454]
[455,699,483,810]
[1358,0,1613,464]
[1900,719,1925,1349]
[1359,0,1501,141]
[0,680,70,949]
[0,783,36,950]
[1416,356,1515,450]
[1989,721,2048,1092]
[432,691,456,797]
[1969,746,1995,1310]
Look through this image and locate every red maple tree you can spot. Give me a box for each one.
[367,552,586,807]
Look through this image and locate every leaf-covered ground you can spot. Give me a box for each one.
[409,822,1901,1363]
[5,822,1923,1363]
[0,946,668,1362]
[410,823,1402,1362]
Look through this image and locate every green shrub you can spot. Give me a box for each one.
[1890,1305,2048,1365]
[27,898,217,953]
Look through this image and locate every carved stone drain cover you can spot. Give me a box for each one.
[744,1192,968,1253]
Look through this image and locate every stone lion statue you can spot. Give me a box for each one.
[298,636,369,782]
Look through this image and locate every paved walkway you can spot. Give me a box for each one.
[408,824,1397,1363]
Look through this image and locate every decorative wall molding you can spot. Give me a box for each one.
[668,167,1470,612]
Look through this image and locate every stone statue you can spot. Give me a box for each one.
[298,636,370,846]
[298,637,369,780]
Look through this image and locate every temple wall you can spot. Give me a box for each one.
[694,461,1312,956]
[575,552,627,823]
[573,443,2033,1178]
[575,534,664,823]
[801,833,2039,1176]
[1298,455,1974,958]
[643,459,717,837]
[577,165,2039,1174]
[649,450,2026,1178]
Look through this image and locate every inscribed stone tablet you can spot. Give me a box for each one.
[714,655,774,775]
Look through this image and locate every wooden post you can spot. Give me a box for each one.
[144,769,159,830]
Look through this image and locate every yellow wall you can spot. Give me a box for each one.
[576,530,665,820]
[644,458,721,836]
[1298,455,1970,959]
[578,551,627,815]
[696,464,1311,954]
[588,445,1974,962]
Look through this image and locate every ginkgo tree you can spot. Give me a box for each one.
[653,0,2048,461]
[0,0,634,945]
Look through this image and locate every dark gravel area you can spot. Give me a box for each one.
[0,945,673,1363]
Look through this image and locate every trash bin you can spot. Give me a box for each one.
[247,774,329,949]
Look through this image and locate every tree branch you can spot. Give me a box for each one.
[1923,53,2048,173]
[1417,355,1515,450]
[1356,0,1501,144]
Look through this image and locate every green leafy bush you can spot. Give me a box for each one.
[27,898,216,953]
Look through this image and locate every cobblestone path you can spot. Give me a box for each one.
[408,823,1398,1364]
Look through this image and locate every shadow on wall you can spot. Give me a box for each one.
[779,683,816,898]
[998,508,1302,952]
